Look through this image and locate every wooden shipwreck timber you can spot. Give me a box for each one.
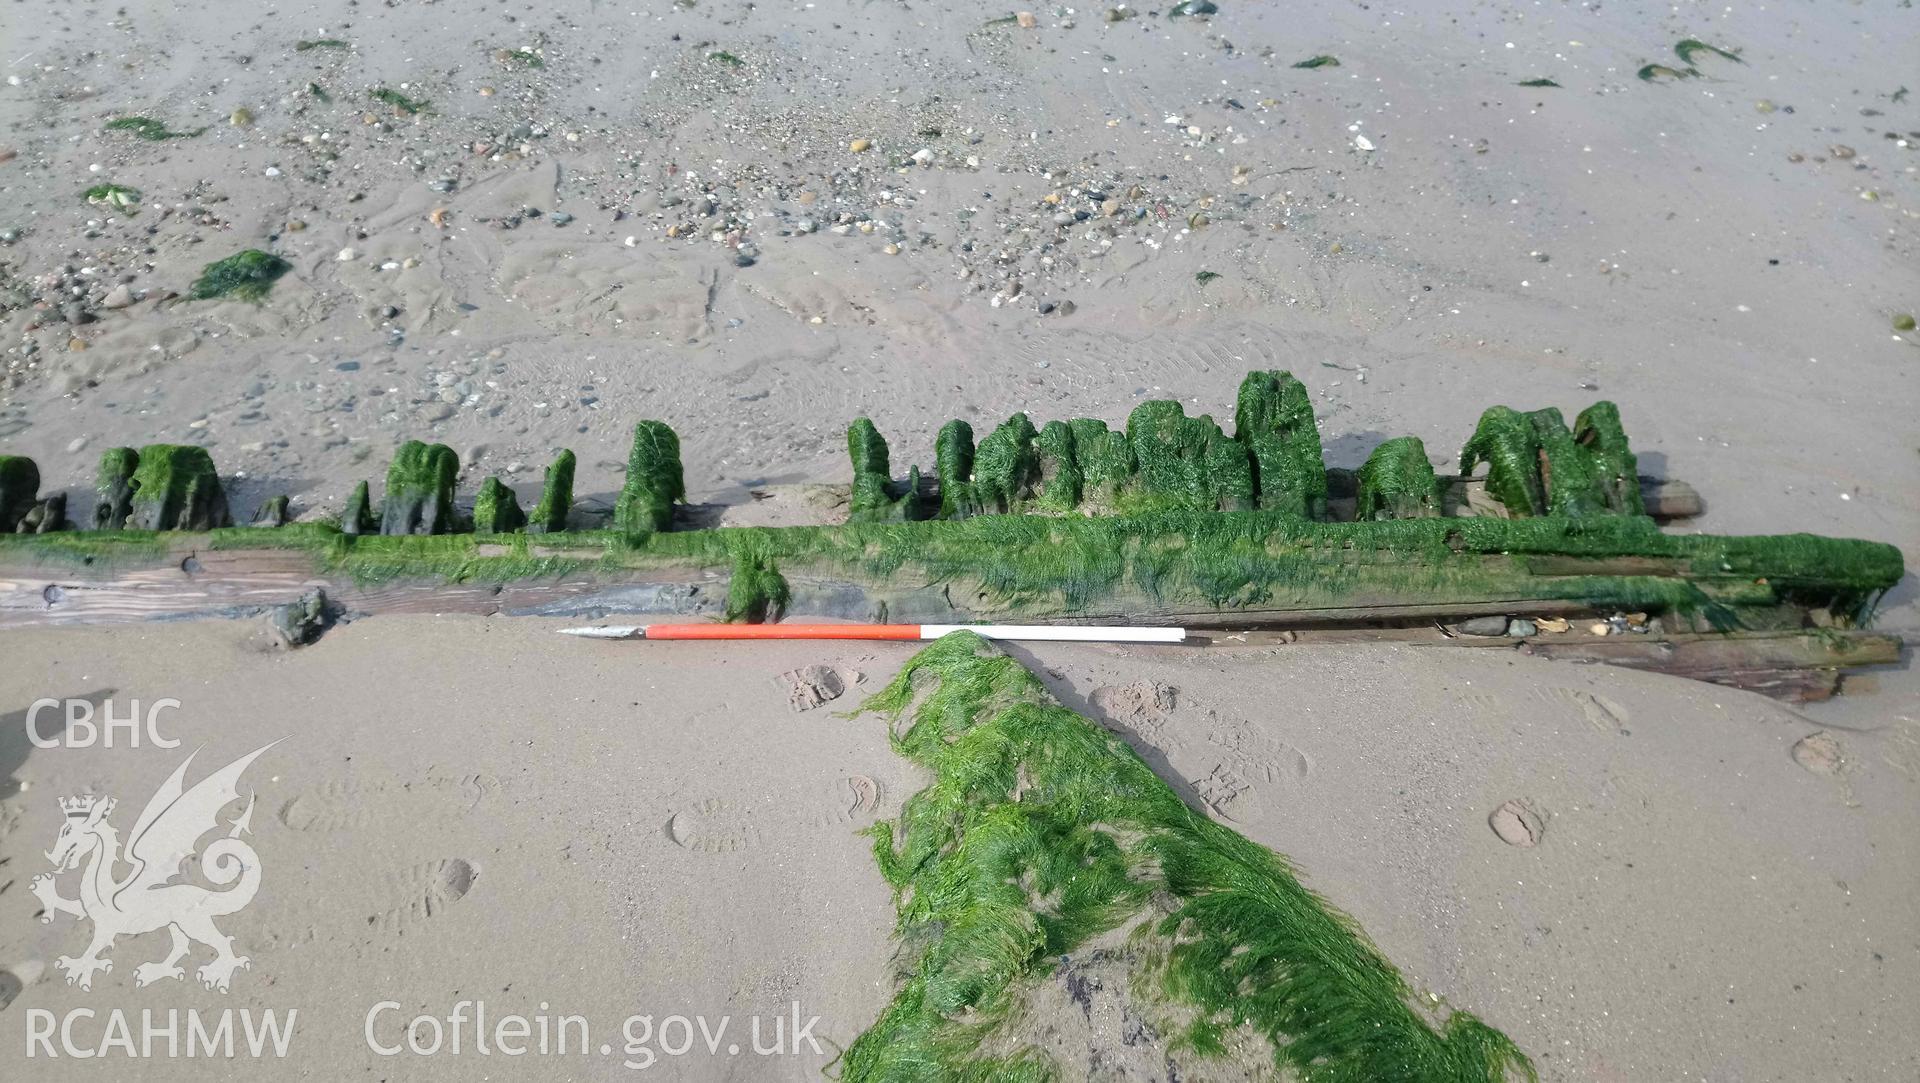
[0,372,1903,701]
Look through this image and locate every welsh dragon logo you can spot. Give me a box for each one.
[29,743,278,993]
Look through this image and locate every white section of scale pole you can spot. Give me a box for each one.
[920,625,1186,643]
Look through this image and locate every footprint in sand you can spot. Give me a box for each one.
[1205,711,1313,785]
[1195,763,1259,821]
[803,775,883,829]
[1791,732,1844,776]
[366,858,478,934]
[1090,681,1180,746]
[668,777,886,852]
[279,773,503,832]
[1488,800,1546,848]
[778,665,849,712]
[1455,688,1631,736]
[1566,689,1631,735]
[664,797,760,854]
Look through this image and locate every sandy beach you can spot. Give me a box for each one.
[1,618,1916,1079]
[1,0,1917,1079]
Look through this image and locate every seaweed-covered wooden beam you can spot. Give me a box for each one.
[0,370,1901,700]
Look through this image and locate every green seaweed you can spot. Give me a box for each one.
[848,418,896,522]
[82,183,141,213]
[502,47,546,68]
[1067,418,1136,511]
[472,477,526,534]
[1526,408,1608,518]
[1125,400,1253,514]
[1032,419,1083,513]
[1356,436,1440,520]
[1573,402,1643,516]
[1233,370,1327,519]
[341,480,375,535]
[380,441,459,535]
[0,377,1905,627]
[189,249,291,303]
[1637,64,1693,83]
[1293,55,1340,69]
[1517,78,1561,88]
[724,551,789,623]
[0,529,169,569]
[127,445,229,531]
[252,494,290,527]
[1460,404,1637,520]
[0,506,1901,626]
[708,50,744,67]
[368,87,429,115]
[106,117,204,141]
[843,632,1536,1082]
[280,528,592,586]
[295,38,348,51]
[1459,406,1545,516]
[0,455,40,532]
[1194,270,1221,285]
[935,420,979,519]
[972,414,1040,514]
[614,421,684,534]
[1674,39,1742,67]
[530,450,575,534]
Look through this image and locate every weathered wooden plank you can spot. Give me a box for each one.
[1199,627,1900,703]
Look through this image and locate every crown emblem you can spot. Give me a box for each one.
[59,794,101,818]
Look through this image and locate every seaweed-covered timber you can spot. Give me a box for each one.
[251,495,291,529]
[848,418,916,522]
[1460,403,1643,519]
[341,480,375,536]
[1357,436,1441,521]
[93,447,138,528]
[381,440,459,535]
[0,372,1902,700]
[845,632,1534,1081]
[126,444,230,530]
[528,450,575,534]
[613,421,684,533]
[472,477,526,535]
[0,454,40,532]
[1236,369,1328,517]
[17,492,67,534]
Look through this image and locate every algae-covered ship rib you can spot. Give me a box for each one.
[845,631,1538,1082]
[0,372,1902,698]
